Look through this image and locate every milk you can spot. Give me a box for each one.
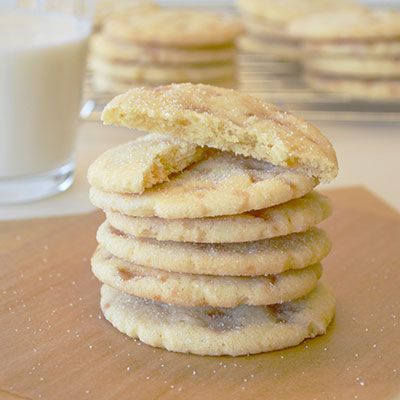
[0,10,90,178]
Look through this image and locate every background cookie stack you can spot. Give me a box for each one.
[90,8,243,93]
[289,8,400,100]
[88,83,339,356]
[236,0,356,61]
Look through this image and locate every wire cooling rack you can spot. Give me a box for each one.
[237,53,400,122]
[82,0,400,127]
[81,51,400,123]
[81,0,400,123]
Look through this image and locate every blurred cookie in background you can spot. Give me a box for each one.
[89,8,243,93]
[290,8,400,100]
[236,0,361,61]
[93,0,157,31]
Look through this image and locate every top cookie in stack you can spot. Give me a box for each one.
[289,8,400,100]
[90,8,243,93]
[93,0,157,31]
[88,83,338,356]
[236,0,360,61]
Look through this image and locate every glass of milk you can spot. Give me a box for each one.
[0,0,93,204]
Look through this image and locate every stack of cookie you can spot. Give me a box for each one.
[88,83,338,356]
[289,8,400,100]
[90,9,243,93]
[236,0,355,61]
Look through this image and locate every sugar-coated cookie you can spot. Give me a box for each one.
[237,0,358,24]
[105,191,331,243]
[102,83,338,182]
[90,56,236,84]
[305,74,400,100]
[92,247,323,307]
[91,33,236,64]
[90,151,317,219]
[97,222,331,276]
[100,283,336,356]
[88,134,205,194]
[103,9,243,47]
[305,57,400,79]
[289,9,400,40]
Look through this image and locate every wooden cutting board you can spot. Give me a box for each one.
[0,187,399,400]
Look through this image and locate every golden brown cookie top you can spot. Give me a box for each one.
[103,9,244,47]
[102,83,338,183]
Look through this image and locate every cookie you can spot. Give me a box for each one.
[238,35,301,60]
[92,247,323,307]
[93,1,158,30]
[90,56,237,84]
[289,9,400,41]
[100,283,335,355]
[242,15,293,38]
[304,41,400,58]
[91,33,236,64]
[90,151,317,219]
[87,134,205,194]
[305,57,400,79]
[97,222,331,276]
[91,74,236,94]
[91,74,138,94]
[237,0,357,25]
[305,74,400,100]
[105,191,331,243]
[103,9,243,47]
[102,83,338,183]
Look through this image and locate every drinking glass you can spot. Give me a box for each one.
[0,0,93,203]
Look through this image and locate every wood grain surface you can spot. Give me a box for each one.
[0,187,399,400]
